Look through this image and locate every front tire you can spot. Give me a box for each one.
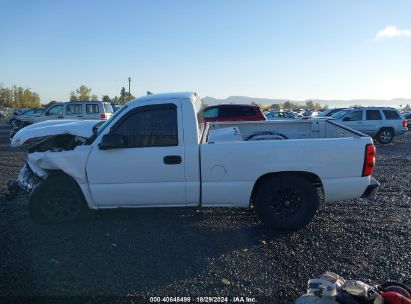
[28,173,89,224]
[254,175,320,230]
[9,118,17,127]
[376,128,394,144]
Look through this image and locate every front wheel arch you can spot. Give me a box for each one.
[28,171,90,224]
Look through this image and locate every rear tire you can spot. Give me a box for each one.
[28,173,89,224]
[376,128,394,144]
[254,175,320,230]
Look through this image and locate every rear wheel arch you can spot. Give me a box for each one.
[251,172,322,230]
[250,171,323,204]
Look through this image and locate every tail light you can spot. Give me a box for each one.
[100,114,107,120]
[362,144,376,176]
[403,119,408,128]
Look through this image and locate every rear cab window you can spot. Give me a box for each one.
[383,110,400,120]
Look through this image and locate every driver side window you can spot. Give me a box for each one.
[112,104,178,148]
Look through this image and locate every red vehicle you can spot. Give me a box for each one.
[203,104,266,123]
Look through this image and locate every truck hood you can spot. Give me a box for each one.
[11,119,100,148]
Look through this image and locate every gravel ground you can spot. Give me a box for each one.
[0,120,410,303]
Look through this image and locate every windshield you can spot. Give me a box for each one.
[318,110,330,117]
[331,109,351,119]
[95,104,128,137]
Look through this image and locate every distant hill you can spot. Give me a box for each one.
[203,96,411,108]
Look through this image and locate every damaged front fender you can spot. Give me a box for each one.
[27,145,92,183]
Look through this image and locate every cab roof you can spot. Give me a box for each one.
[128,92,198,106]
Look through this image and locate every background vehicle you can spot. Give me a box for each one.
[31,101,113,124]
[331,107,408,144]
[203,104,265,123]
[6,109,24,125]
[14,108,45,125]
[404,112,411,130]
[11,92,379,230]
[302,110,319,117]
[265,110,296,120]
[318,108,346,117]
[111,104,122,112]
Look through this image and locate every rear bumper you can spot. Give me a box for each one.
[361,177,380,198]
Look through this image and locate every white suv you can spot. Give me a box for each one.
[331,107,408,144]
[30,101,113,124]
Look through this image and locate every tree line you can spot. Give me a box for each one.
[0,84,41,108]
[0,83,135,109]
[70,85,134,105]
[2,83,411,112]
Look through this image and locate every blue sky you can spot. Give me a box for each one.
[1,0,411,103]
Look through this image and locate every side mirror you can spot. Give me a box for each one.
[45,112,49,116]
[92,121,105,134]
[98,134,125,150]
[342,117,351,121]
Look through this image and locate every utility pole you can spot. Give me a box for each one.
[128,77,131,101]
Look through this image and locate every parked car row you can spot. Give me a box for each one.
[263,107,408,144]
[5,100,409,146]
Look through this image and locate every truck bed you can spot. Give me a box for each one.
[203,119,366,143]
[199,118,372,207]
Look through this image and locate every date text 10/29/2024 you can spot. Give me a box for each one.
[149,297,257,303]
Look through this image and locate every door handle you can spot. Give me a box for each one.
[57,116,63,119]
[77,115,83,118]
[163,155,182,165]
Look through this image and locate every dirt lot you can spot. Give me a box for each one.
[0,120,410,303]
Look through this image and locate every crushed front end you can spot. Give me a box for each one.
[6,163,43,200]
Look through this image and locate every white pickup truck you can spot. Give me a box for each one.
[10,92,379,230]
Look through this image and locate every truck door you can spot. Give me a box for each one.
[86,103,187,207]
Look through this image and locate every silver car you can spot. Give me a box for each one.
[265,110,296,120]
[30,101,114,124]
[331,107,408,144]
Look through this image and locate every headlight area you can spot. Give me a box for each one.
[6,163,43,200]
